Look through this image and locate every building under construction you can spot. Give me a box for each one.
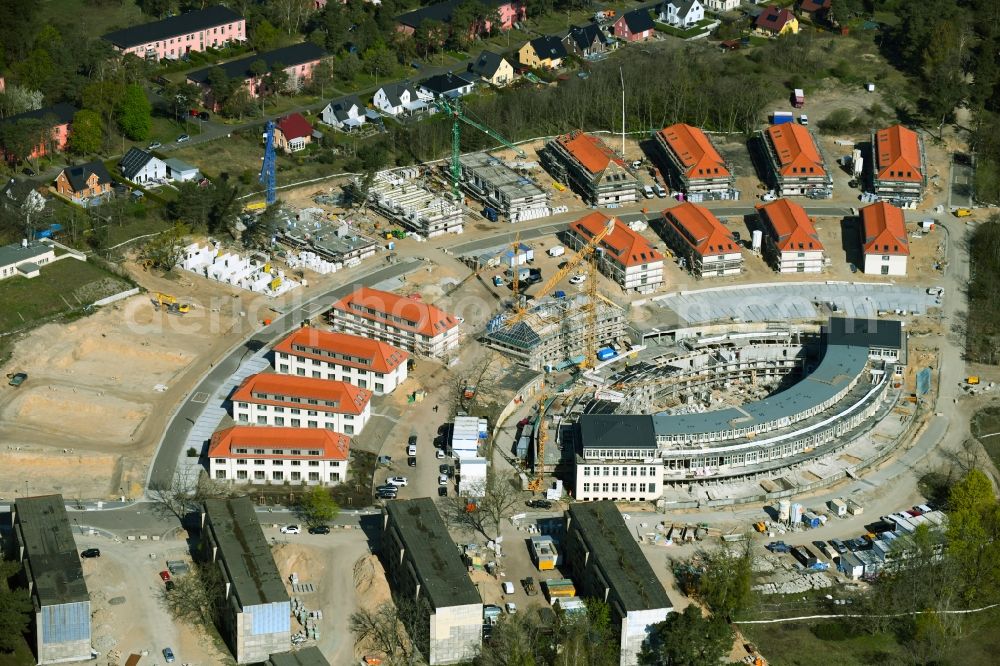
[539,131,639,206]
[459,152,552,222]
[484,294,626,370]
[366,169,464,237]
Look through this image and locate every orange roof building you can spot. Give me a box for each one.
[760,123,832,198]
[756,198,826,273]
[660,202,743,278]
[860,202,909,276]
[567,212,665,292]
[655,124,736,199]
[871,125,926,203]
[208,425,350,486]
[327,287,461,359]
[540,130,640,206]
[232,373,372,435]
[273,326,409,395]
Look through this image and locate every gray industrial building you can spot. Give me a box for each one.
[459,152,551,222]
[12,495,92,665]
[381,498,483,665]
[202,498,291,663]
[563,502,672,666]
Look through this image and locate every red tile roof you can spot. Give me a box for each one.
[554,130,624,175]
[874,125,922,183]
[663,202,738,257]
[209,425,350,461]
[800,0,831,12]
[330,287,458,338]
[569,212,664,268]
[232,373,372,414]
[861,202,909,256]
[658,124,731,180]
[765,124,826,177]
[756,199,825,252]
[756,6,796,32]
[277,112,313,141]
[274,327,408,374]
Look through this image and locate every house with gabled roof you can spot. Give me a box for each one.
[660,202,742,277]
[658,0,704,28]
[209,426,350,486]
[860,201,908,276]
[119,147,168,184]
[518,35,567,69]
[800,0,832,20]
[756,198,826,273]
[563,23,613,58]
[54,160,113,204]
[373,82,430,116]
[612,9,656,42]
[540,130,640,206]
[320,95,365,131]
[103,5,245,60]
[655,123,736,200]
[274,112,314,152]
[870,124,926,204]
[759,123,832,197]
[566,212,664,293]
[395,0,525,35]
[469,50,515,86]
[418,72,476,99]
[754,5,799,36]
[231,373,372,435]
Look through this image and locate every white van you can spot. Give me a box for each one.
[407,444,416,456]
[501,581,515,595]
[642,185,654,198]
[547,245,565,257]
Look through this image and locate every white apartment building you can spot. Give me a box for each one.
[660,202,742,278]
[757,198,826,273]
[574,416,664,503]
[273,326,409,395]
[566,212,664,293]
[327,286,461,359]
[208,425,349,486]
[860,201,909,276]
[231,373,372,435]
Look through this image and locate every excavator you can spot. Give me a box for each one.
[151,292,191,316]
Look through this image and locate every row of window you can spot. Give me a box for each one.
[584,450,656,460]
[227,458,323,466]
[582,465,658,477]
[231,448,323,456]
[581,482,656,493]
[283,366,385,391]
[287,345,374,367]
[249,393,341,408]
[217,470,339,482]
[238,414,355,434]
[346,304,420,331]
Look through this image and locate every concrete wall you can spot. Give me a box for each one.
[233,602,291,663]
[36,602,92,664]
[428,603,483,665]
[620,607,671,666]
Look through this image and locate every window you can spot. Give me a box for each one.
[329,472,340,482]
[254,471,265,480]
[237,470,248,480]
[583,467,590,476]
[254,459,265,466]
[238,402,248,409]
[216,470,226,479]
[291,419,301,427]
[236,459,247,465]
[612,466,619,477]
[308,472,320,481]
[611,483,619,492]
[345,425,355,435]
[602,483,609,492]
[629,483,636,492]
[308,421,318,428]
[297,369,306,376]
[275,417,285,426]
[239,414,249,423]
[308,461,320,467]
[274,406,285,413]
[630,467,638,476]
[292,409,301,415]
[272,471,283,481]
[253,449,265,455]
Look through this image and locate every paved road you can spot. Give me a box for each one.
[145,259,420,490]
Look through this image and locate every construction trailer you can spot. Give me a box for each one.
[827,498,848,517]
[451,416,484,459]
[529,535,560,571]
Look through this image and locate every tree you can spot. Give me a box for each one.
[442,469,520,541]
[335,53,361,83]
[349,602,414,662]
[147,467,202,520]
[0,119,42,165]
[946,468,1000,602]
[164,80,203,123]
[117,84,152,141]
[222,88,257,121]
[307,58,337,97]
[296,486,340,528]
[0,559,32,652]
[162,561,225,627]
[0,84,43,118]
[69,110,103,154]
[638,606,731,666]
[139,223,189,271]
[252,19,281,51]
[697,540,754,621]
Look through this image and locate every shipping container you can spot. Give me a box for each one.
[791,545,818,568]
[792,88,805,108]
[772,111,795,124]
[827,498,848,517]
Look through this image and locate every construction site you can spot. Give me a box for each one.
[458,152,552,222]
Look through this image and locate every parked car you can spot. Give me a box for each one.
[829,539,848,554]
[148,141,162,150]
[438,474,449,486]
[438,486,447,497]
[377,455,392,466]
[165,580,175,592]
[22,167,36,177]
[158,570,171,581]
[198,111,210,121]
[308,525,331,534]
[80,548,101,558]
[642,185,654,199]
[408,456,417,467]
[408,434,418,447]
[280,524,301,534]
[526,499,552,509]
[569,274,587,285]
[162,648,175,663]
[8,372,27,387]
[175,134,190,143]
[436,449,445,459]
[387,476,408,487]
[765,541,790,553]
[377,488,398,499]
[761,191,777,202]
[653,184,666,198]
[505,602,517,614]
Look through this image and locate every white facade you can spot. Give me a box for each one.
[320,99,365,130]
[863,253,907,276]
[274,350,407,394]
[329,308,461,358]
[620,262,664,292]
[126,156,167,183]
[704,0,739,11]
[575,460,664,502]
[621,608,672,666]
[211,455,346,485]
[457,457,488,496]
[428,603,484,665]
[699,251,743,277]
[0,243,55,281]
[373,84,430,116]
[775,248,824,273]
[660,0,704,27]
[233,400,369,435]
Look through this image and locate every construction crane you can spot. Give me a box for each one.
[527,383,594,492]
[582,259,600,368]
[150,292,191,316]
[259,120,277,205]
[435,97,525,199]
[452,232,522,294]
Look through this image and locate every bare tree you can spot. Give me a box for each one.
[349,603,413,664]
[448,352,503,417]
[162,561,225,628]
[441,469,521,541]
[147,467,201,520]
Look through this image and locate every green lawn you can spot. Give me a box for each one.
[0,636,35,666]
[0,258,133,334]
[972,404,1000,471]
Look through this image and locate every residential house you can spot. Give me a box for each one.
[208,425,350,486]
[518,35,567,70]
[860,201,909,276]
[164,157,200,182]
[654,123,736,201]
[0,103,75,163]
[0,240,55,281]
[658,0,704,28]
[274,113,314,151]
[704,0,740,10]
[758,123,832,197]
[469,50,515,86]
[540,130,640,206]
[0,178,46,216]
[396,0,525,35]
[870,124,926,204]
[54,161,113,203]
[418,72,476,99]
[372,82,430,116]
[272,326,409,394]
[231,373,372,435]
[118,147,167,184]
[612,9,656,42]
[800,0,832,21]
[754,6,799,36]
[659,202,742,278]
[187,42,328,108]
[563,23,613,58]
[756,198,826,273]
[326,286,461,359]
[566,212,664,293]
[103,5,245,60]
[320,95,365,131]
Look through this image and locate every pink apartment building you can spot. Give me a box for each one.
[103,5,245,60]
[0,103,75,164]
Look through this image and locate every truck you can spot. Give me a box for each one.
[482,207,499,222]
[766,541,791,553]
[790,545,818,568]
[792,88,805,108]
[521,577,538,595]
[596,347,616,362]
[772,111,795,125]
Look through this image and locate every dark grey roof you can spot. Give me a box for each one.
[677,0,699,18]
[470,50,507,78]
[103,5,243,49]
[187,42,327,84]
[325,95,363,122]
[827,316,902,350]
[164,157,198,173]
[267,647,331,666]
[0,102,76,126]
[565,23,610,51]
[14,494,89,606]
[620,8,656,33]
[62,160,112,193]
[528,35,568,61]
[119,147,160,179]
[1,178,39,206]
[379,81,417,108]
[578,415,657,450]
[397,0,511,29]
[419,72,475,95]
[17,261,40,274]
[384,498,481,609]
[0,241,52,268]
[566,502,672,612]
[203,498,289,608]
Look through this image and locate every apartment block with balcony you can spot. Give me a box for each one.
[655,123,737,201]
[860,201,909,276]
[756,198,826,273]
[759,123,832,198]
[566,212,664,293]
[658,202,742,278]
[231,373,372,435]
[870,124,927,204]
[208,426,349,486]
[540,130,639,206]
[103,5,245,60]
[272,326,409,394]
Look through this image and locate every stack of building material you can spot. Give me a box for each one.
[287,251,340,274]
[180,242,300,297]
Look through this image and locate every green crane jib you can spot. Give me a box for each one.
[436,97,525,198]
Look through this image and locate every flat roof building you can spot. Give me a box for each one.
[655,124,736,201]
[12,495,92,665]
[566,212,664,293]
[381,499,482,664]
[540,130,639,206]
[756,198,825,273]
[0,240,56,281]
[563,502,672,665]
[366,170,465,238]
[575,416,664,503]
[232,373,372,435]
[659,202,742,278]
[208,426,350,486]
[759,123,832,198]
[871,125,926,204]
[202,498,291,663]
[459,152,551,222]
[266,647,331,666]
[860,202,909,276]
